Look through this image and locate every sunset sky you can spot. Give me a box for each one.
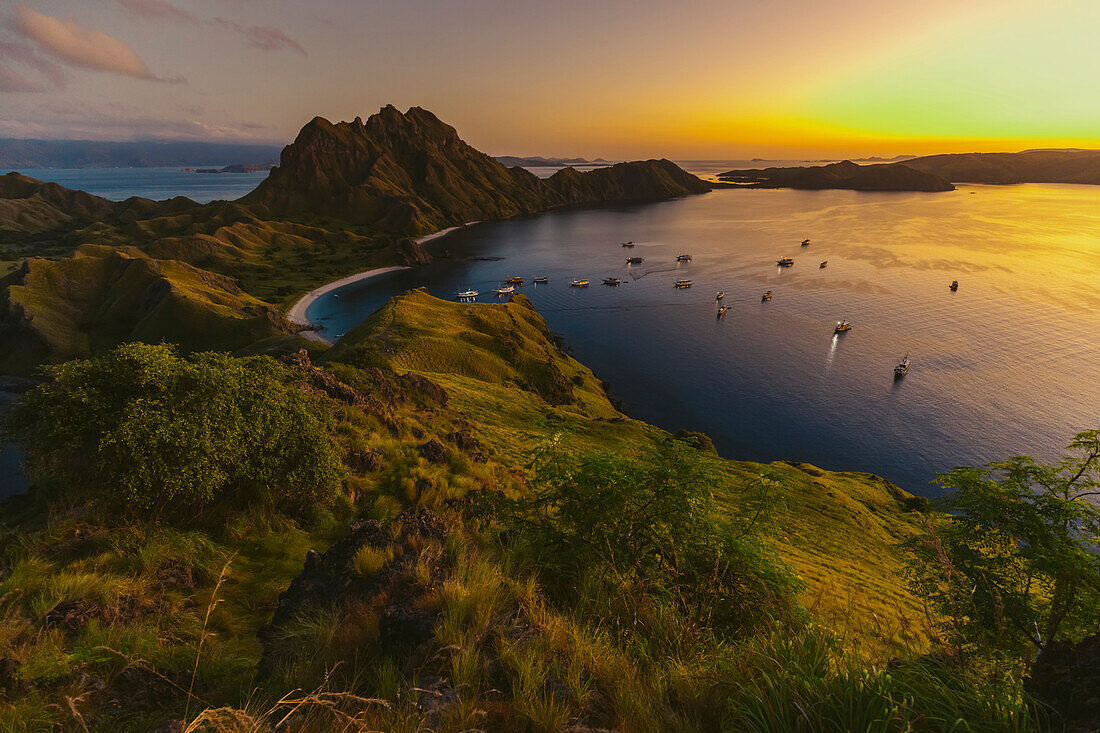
[0,0,1096,159]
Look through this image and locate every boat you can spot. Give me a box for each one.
[819,261,828,268]
[532,276,548,284]
[674,279,692,288]
[626,256,645,264]
[456,289,479,299]
[761,290,773,302]
[495,285,515,296]
[621,241,636,247]
[570,278,589,287]
[834,320,851,334]
[777,257,794,267]
[504,276,524,285]
[602,277,621,286]
[950,280,959,291]
[715,291,725,300]
[677,253,692,262]
[717,305,728,318]
[894,353,911,378]
[801,239,811,246]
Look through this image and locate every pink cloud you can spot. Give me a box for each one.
[9,4,183,83]
[213,18,306,54]
[0,39,70,90]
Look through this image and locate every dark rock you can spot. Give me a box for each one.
[258,509,449,677]
[155,563,194,591]
[1026,634,1100,732]
[346,448,384,473]
[399,372,448,407]
[417,439,449,464]
[446,430,487,462]
[0,657,26,697]
[280,348,362,404]
[43,599,93,634]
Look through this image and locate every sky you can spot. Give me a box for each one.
[0,0,1096,159]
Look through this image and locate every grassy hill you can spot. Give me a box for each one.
[0,288,971,731]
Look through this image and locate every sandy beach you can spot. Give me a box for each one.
[286,223,477,343]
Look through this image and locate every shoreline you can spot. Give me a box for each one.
[286,223,477,343]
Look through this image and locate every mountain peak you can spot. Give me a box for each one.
[245,106,709,233]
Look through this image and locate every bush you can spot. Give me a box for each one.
[5,343,346,518]
[490,439,800,638]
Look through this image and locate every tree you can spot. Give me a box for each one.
[906,430,1100,657]
[4,343,346,519]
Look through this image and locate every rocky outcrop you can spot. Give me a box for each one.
[258,509,450,676]
[1025,634,1100,732]
[718,160,954,192]
[244,106,709,233]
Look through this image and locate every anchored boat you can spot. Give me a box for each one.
[834,320,851,334]
[761,290,773,302]
[626,256,645,264]
[677,253,693,262]
[504,276,524,285]
[602,277,621,286]
[570,278,589,287]
[777,257,794,267]
[675,279,692,288]
[495,285,515,296]
[456,288,478,299]
[894,353,911,378]
[532,276,548,284]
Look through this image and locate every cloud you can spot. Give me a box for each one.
[116,0,198,24]
[0,99,276,141]
[213,18,306,54]
[0,62,43,92]
[0,39,70,90]
[8,4,183,82]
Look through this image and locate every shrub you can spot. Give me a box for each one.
[490,439,800,638]
[4,343,346,518]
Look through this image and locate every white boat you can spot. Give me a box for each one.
[495,285,514,295]
[532,276,548,283]
[456,289,478,298]
[894,353,911,378]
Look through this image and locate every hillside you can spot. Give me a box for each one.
[0,288,949,730]
[0,246,294,373]
[904,149,1100,184]
[245,106,709,233]
[717,160,955,191]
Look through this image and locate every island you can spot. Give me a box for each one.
[716,159,955,192]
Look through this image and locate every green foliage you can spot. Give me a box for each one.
[728,627,1037,732]
[4,342,345,518]
[673,429,717,453]
[906,429,1100,657]
[490,439,801,637]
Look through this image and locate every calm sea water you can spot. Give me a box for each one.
[308,184,1100,496]
[13,167,269,203]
